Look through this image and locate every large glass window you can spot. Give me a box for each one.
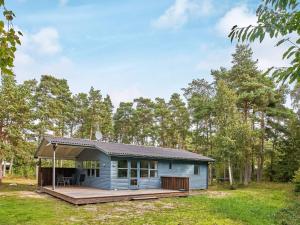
[117,160,128,178]
[140,160,158,178]
[130,160,138,178]
[149,161,158,178]
[83,160,100,177]
[140,160,149,178]
[194,165,200,175]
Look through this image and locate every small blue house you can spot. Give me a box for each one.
[35,137,214,191]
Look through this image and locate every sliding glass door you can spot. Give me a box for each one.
[130,160,138,189]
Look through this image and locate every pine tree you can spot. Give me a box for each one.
[153,97,172,147]
[214,80,241,188]
[133,97,155,145]
[113,102,135,144]
[168,93,190,149]
[182,79,214,154]
[101,95,114,141]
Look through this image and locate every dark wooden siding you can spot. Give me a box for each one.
[38,167,76,186]
[161,176,189,191]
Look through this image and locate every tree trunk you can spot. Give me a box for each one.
[0,158,3,184]
[228,159,233,188]
[243,101,250,185]
[2,160,5,177]
[9,157,13,175]
[257,111,265,182]
[243,164,248,185]
[209,163,212,185]
[89,124,93,140]
[239,166,243,184]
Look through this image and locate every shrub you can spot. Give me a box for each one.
[293,169,300,192]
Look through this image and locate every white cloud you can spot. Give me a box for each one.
[59,0,69,7]
[153,0,213,29]
[216,5,256,36]
[14,26,68,81]
[215,5,290,70]
[32,27,61,55]
[196,44,233,72]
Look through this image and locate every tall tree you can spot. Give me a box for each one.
[182,79,214,154]
[101,95,114,141]
[153,97,172,147]
[229,0,300,83]
[214,80,241,188]
[113,102,135,144]
[72,93,89,138]
[35,75,72,139]
[168,93,190,149]
[229,45,266,185]
[87,87,103,140]
[133,97,155,145]
[0,75,32,182]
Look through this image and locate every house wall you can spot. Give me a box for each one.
[76,148,111,189]
[110,157,208,190]
[75,149,208,190]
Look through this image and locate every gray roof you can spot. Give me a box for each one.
[35,136,214,162]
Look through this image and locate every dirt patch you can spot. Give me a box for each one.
[191,190,231,198]
[18,191,47,199]
[161,202,176,209]
[83,206,98,212]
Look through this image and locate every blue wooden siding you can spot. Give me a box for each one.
[158,160,208,189]
[110,157,208,190]
[76,148,111,189]
[75,150,208,190]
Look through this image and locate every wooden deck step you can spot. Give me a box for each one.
[131,196,159,201]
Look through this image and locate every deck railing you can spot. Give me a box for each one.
[161,176,189,191]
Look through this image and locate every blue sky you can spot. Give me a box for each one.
[7,0,288,107]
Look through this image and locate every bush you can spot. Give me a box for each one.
[293,169,300,192]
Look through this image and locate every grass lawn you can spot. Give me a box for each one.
[0,177,299,225]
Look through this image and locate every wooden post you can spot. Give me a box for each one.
[52,144,57,190]
[2,160,5,177]
[36,158,41,186]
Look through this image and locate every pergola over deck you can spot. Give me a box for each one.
[35,141,89,190]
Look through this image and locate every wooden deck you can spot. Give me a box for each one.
[41,186,189,205]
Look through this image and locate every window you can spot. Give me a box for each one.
[194,165,200,175]
[169,162,172,169]
[83,160,100,177]
[140,160,148,178]
[149,161,158,178]
[140,160,158,178]
[118,160,128,178]
[130,160,138,178]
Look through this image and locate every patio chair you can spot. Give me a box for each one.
[79,174,85,186]
[57,174,65,186]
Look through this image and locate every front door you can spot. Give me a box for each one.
[130,160,138,189]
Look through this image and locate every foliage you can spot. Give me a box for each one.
[293,168,300,192]
[182,79,214,154]
[0,0,22,76]
[228,0,300,84]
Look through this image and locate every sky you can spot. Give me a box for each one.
[6,0,291,107]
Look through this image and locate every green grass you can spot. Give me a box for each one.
[0,177,299,225]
